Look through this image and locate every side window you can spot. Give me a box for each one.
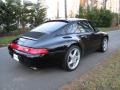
[80,21,94,32]
[77,25,86,33]
[63,23,80,34]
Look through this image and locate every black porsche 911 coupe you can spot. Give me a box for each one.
[8,18,108,71]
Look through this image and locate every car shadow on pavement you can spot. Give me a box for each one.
[15,59,62,72]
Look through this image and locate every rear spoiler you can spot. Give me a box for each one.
[45,20,69,23]
[21,36,38,41]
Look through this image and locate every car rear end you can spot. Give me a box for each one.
[8,36,51,67]
[8,21,68,67]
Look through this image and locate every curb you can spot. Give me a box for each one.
[0,47,7,49]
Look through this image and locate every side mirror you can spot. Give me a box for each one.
[95,28,100,32]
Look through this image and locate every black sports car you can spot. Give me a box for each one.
[8,18,108,71]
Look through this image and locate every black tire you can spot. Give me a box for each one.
[99,37,108,52]
[62,46,81,71]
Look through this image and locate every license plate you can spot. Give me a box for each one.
[13,54,19,61]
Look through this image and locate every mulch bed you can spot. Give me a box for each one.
[0,30,28,37]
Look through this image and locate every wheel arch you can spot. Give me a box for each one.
[102,33,109,41]
[67,41,84,56]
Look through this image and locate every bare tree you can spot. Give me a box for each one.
[64,0,67,19]
[57,1,59,18]
[89,0,97,10]
[103,0,108,9]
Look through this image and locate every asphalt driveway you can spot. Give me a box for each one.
[0,30,120,90]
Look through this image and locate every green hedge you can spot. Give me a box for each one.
[76,7,113,27]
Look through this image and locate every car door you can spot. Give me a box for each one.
[77,20,100,52]
[88,21,102,48]
[76,21,92,53]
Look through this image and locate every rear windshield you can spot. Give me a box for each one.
[31,21,67,34]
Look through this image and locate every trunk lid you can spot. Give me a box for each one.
[17,32,46,47]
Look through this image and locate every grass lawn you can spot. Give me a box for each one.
[0,36,17,47]
[61,50,120,90]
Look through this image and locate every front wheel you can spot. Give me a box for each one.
[100,37,108,52]
[62,46,81,71]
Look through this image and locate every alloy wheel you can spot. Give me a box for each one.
[67,48,80,70]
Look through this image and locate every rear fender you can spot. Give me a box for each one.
[66,40,85,56]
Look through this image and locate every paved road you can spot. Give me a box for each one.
[0,30,120,90]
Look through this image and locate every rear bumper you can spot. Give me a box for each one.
[8,47,65,67]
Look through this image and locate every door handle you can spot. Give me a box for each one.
[63,36,72,38]
[81,35,88,38]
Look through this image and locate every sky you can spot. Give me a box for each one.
[28,0,119,18]
[45,0,80,18]
[28,0,80,18]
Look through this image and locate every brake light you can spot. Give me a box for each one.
[9,42,48,55]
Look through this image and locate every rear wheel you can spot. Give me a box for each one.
[62,46,81,71]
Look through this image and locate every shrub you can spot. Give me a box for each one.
[76,7,113,27]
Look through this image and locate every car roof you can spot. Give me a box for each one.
[46,18,87,23]
[64,18,87,21]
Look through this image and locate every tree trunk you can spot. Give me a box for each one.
[21,21,25,31]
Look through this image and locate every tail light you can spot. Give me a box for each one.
[9,42,48,55]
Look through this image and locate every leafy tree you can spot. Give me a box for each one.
[15,2,46,30]
[0,0,20,32]
[30,4,46,27]
[18,5,32,30]
[0,0,46,32]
